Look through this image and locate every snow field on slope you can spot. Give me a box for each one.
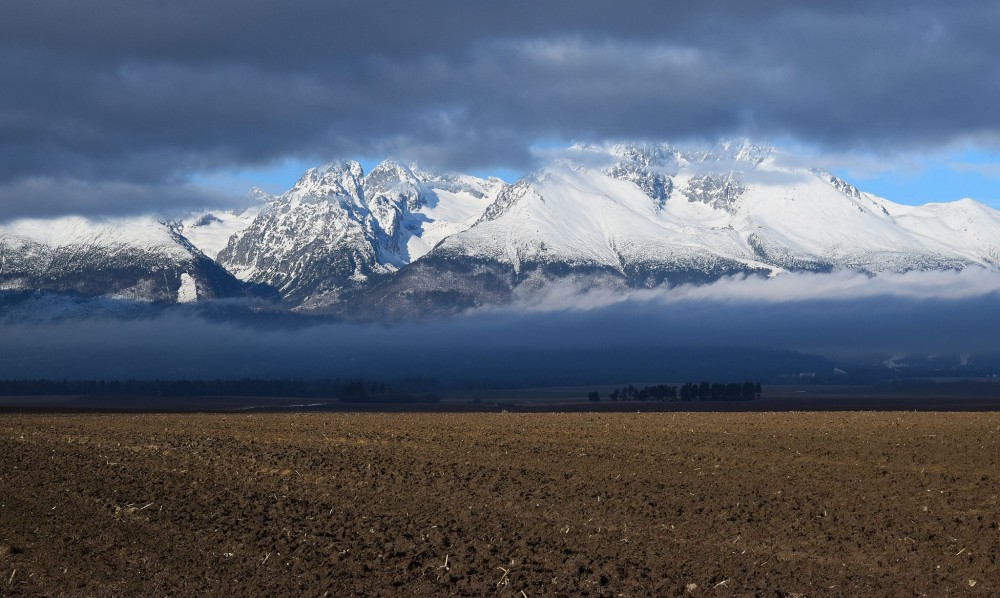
[0,216,193,260]
[179,208,261,260]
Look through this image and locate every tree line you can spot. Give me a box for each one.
[591,381,762,402]
[0,377,439,402]
[338,378,440,403]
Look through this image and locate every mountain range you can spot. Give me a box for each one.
[4,141,999,319]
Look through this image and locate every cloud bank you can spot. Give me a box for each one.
[502,268,1000,313]
[3,1,1000,217]
[2,270,999,381]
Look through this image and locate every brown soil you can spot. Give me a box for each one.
[1,412,998,596]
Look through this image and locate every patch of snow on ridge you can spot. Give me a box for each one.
[176,273,198,303]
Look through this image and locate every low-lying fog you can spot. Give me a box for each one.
[2,270,999,384]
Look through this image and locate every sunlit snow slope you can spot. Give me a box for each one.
[353,142,1000,317]
[0,216,246,302]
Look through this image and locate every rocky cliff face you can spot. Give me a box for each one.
[215,159,504,309]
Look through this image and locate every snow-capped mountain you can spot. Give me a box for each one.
[0,216,247,303]
[459,141,998,275]
[215,159,504,309]
[6,140,1000,318]
[349,141,1000,317]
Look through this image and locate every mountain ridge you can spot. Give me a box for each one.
[0,215,248,304]
[214,158,505,309]
[3,141,1000,318]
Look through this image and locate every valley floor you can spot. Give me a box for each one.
[1,412,997,596]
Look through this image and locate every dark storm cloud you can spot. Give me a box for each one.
[2,0,999,216]
[0,178,241,219]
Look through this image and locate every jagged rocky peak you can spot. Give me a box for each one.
[563,140,773,208]
[581,138,773,167]
[477,179,537,223]
[365,159,424,211]
[363,160,421,254]
[685,173,746,210]
[608,141,677,165]
[365,158,418,188]
[246,186,278,206]
[288,160,365,203]
[672,140,773,211]
[477,139,775,222]
[812,169,863,200]
[215,155,510,308]
[718,138,775,164]
[564,140,674,166]
[683,139,775,166]
[363,159,500,255]
[604,143,679,207]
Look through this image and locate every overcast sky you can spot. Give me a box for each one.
[3,1,1000,218]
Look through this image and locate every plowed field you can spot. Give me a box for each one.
[1,412,998,596]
